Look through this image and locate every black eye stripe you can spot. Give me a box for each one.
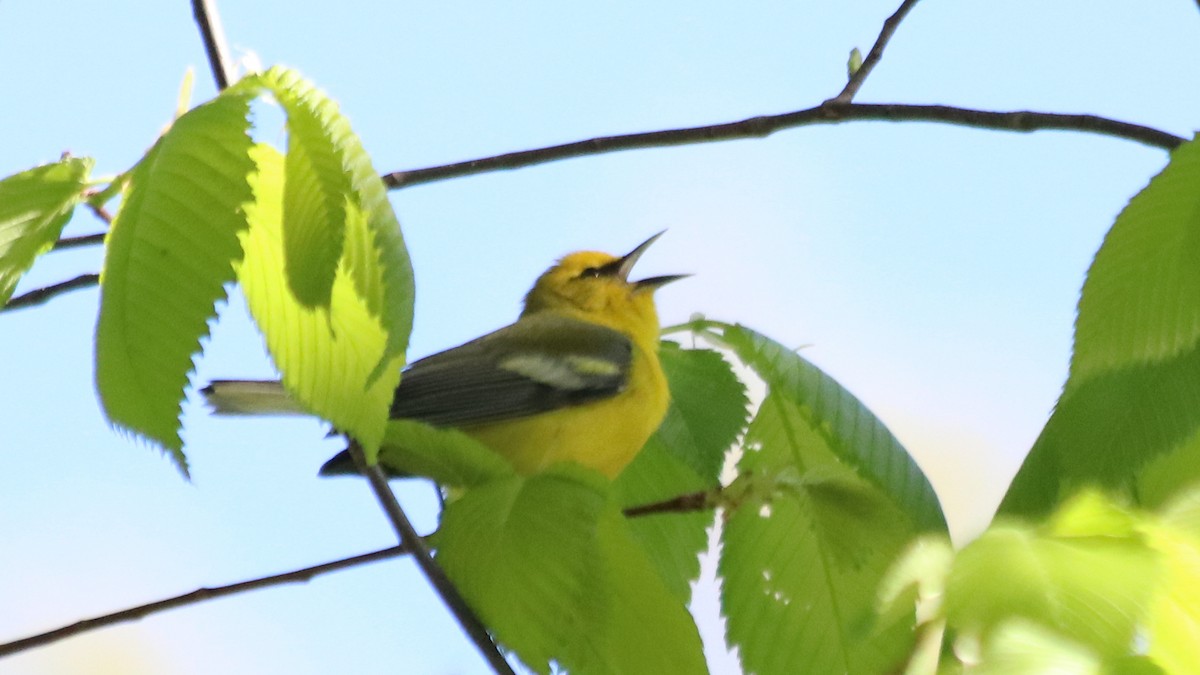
[579,267,603,278]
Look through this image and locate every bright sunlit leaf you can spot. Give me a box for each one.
[238,144,404,456]
[0,157,93,305]
[244,67,414,382]
[95,92,255,470]
[1143,488,1200,672]
[947,493,1160,660]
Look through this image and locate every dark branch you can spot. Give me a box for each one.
[832,0,923,103]
[86,201,114,225]
[53,233,106,251]
[623,490,715,518]
[349,446,515,675]
[0,545,406,658]
[0,486,717,660]
[191,0,234,90]
[2,274,99,313]
[383,102,1183,189]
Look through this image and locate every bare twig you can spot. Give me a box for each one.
[623,490,715,518]
[86,202,114,225]
[0,486,717,660]
[2,274,99,313]
[191,0,234,90]
[0,545,407,658]
[383,102,1184,189]
[53,233,106,251]
[831,0,923,103]
[348,445,515,675]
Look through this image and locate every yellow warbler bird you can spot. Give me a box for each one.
[204,232,685,479]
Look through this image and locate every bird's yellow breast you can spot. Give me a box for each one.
[461,341,668,478]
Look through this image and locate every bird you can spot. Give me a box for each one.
[203,232,686,480]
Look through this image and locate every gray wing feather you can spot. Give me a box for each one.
[390,314,632,427]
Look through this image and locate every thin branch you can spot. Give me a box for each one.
[191,0,234,90]
[2,274,99,313]
[348,446,515,675]
[384,102,1184,189]
[0,485,718,660]
[86,201,114,225]
[623,489,716,518]
[831,0,923,103]
[53,233,106,251]
[0,545,407,658]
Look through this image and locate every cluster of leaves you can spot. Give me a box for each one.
[3,65,1200,673]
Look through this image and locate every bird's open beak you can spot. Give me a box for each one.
[615,231,690,290]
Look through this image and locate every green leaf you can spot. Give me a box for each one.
[972,620,1102,675]
[655,342,749,479]
[614,437,713,603]
[564,509,708,674]
[712,323,942,674]
[238,144,404,456]
[374,419,514,487]
[999,345,1200,518]
[247,68,348,308]
[720,392,917,675]
[611,343,745,602]
[1071,135,1200,385]
[946,494,1159,660]
[245,67,414,381]
[1143,488,1200,673]
[95,93,255,469]
[435,465,705,674]
[718,324,946,533]
[0,157,93,304]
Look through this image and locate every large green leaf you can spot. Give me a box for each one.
[710,324,942,674]
[999,345,1200,518]
[1004,136,1200,519]
[95,93,255,470]
[434,465,706,674]
[613,343,747,603]
[717,324,945,532]
[946,493,1160,661]
[246,67,414,382]
[719,391,917,675]
[238,145,404,455]
[564,508,708,674]
[1071,135,1200,385]
[0,157,93,304]
[614,437,713,604]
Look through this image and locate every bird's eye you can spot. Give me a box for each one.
[579,266,603,279]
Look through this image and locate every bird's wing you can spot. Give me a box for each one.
[390,313,633,427]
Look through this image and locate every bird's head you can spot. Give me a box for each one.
[522,232,687,344]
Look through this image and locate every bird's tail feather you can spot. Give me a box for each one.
[202,380,308,416]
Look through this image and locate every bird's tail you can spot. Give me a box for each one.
[202,380,309,416]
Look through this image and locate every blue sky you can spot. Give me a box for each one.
[1,1,1197,673]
